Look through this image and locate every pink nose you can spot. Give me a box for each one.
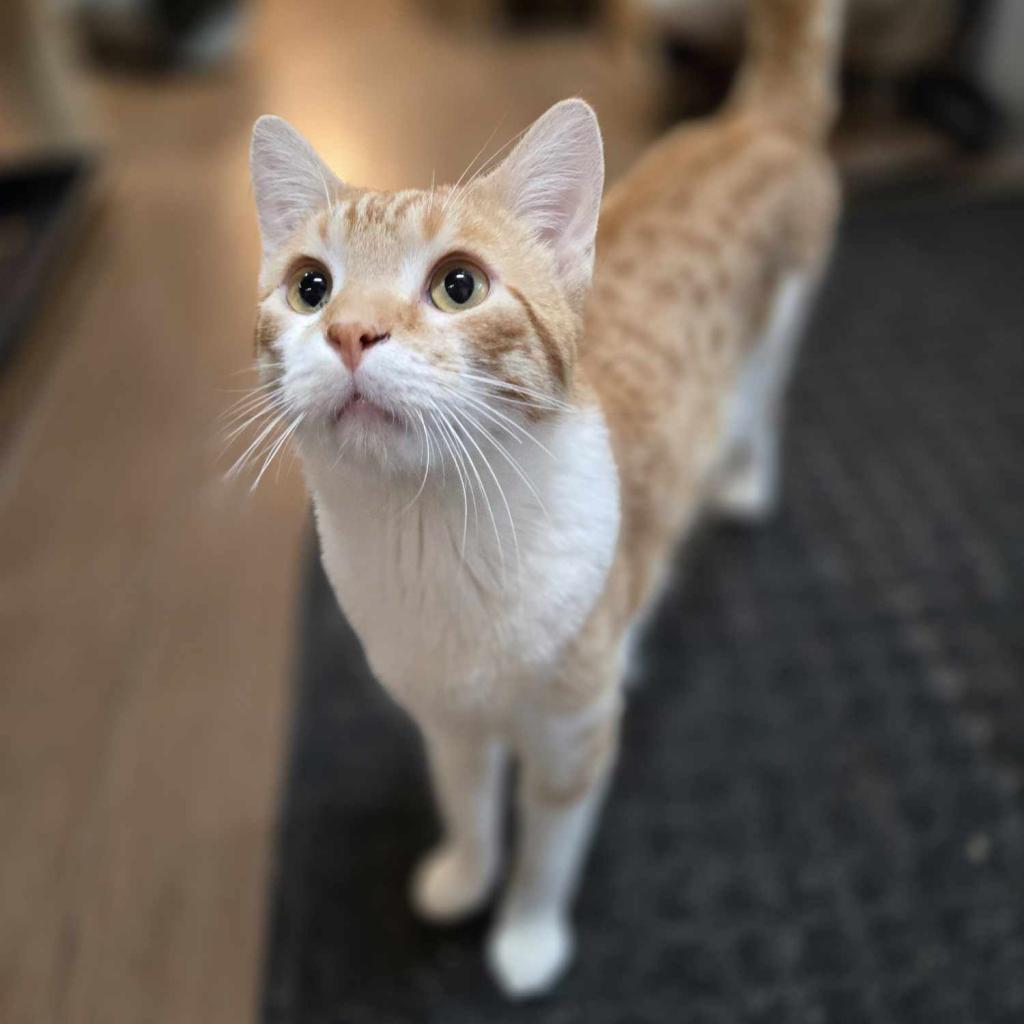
[325,322,389,372]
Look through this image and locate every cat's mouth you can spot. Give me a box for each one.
[333,391,402,429]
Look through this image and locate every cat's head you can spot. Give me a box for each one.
[248,99,603,474]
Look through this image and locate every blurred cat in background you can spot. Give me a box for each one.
[244,0,841,997]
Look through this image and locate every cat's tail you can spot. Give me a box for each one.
[728,0,845,143]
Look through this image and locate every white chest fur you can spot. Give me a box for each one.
[302,405,620,724]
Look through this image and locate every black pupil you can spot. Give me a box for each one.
[298,271,328,307]
[444,268,475,304]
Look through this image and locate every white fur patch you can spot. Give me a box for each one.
[304,401,620,724]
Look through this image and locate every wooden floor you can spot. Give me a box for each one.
[0,3,656,1022]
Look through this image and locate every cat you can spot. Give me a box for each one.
[245,0,841,998]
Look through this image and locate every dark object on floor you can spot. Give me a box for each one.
[262,192,1024,1023]
[504,0,595,29]
[79,0,243,70]
[904,70,1005,152]
[0,156,95,372]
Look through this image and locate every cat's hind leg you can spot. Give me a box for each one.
[411,726,507,923]
[712,271,819,521]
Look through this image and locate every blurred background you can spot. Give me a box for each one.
[2,1,1023,1022]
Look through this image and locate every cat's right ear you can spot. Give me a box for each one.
[249,116,344,254]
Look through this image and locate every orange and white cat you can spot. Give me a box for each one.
[246,0,841,997]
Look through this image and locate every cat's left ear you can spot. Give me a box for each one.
[250,115,344,254]
[484,98,604,289]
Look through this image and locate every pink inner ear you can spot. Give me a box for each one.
[488,99,604,264]
[250,116,344,253]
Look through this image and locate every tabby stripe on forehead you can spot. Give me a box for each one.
[388,194,418,221]
[367,193,394,224]
[507,285,567,388]
[344,199,360,230]
[421,200,444,241]
[354,193,375,222]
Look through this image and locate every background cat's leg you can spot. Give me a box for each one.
[411,727,506,923]
[713,271,820,520]
[487,692,622,997]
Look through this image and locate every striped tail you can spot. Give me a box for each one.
[728,0,845,142]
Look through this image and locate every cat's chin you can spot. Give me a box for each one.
[302,401,424,474]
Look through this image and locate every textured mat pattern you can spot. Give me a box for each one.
[262,193,1024,1023]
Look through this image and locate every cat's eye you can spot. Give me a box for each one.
[286,262,332,313]
[429,258,489,313]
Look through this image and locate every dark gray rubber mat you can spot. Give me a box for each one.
[262,191,1024,1023]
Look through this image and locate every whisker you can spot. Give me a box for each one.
[456,370,574,412]
[442,115,506,214]
[226,410,291,479]
[422,407,444,485]
[331,432,354,470]
[457,121,530,195]
[399,413,433,516]
[465,383,572,413]
[219,378,282,407]
[432,402,479,527]
[449,406,520,573]
[217,381,283,397]
[432,400,484,546]
[223,361,286,380]
[221,391,285,429]
[222,397,288,444]
[230,414,291,478]
[442,405,508,576]
[456,404,551,524]
[437,384,557,461]
[419,408,445,486]
[251,414,304,490]
[219,381,289,424]
[428,406,470,555]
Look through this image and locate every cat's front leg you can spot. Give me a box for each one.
[487,692,621,998]
[411,723,507,923]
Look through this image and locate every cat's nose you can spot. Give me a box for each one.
[325,322,390,372]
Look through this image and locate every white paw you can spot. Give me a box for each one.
[713,459,778,523]
[486,915,574,999]
[410,845,494,924]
